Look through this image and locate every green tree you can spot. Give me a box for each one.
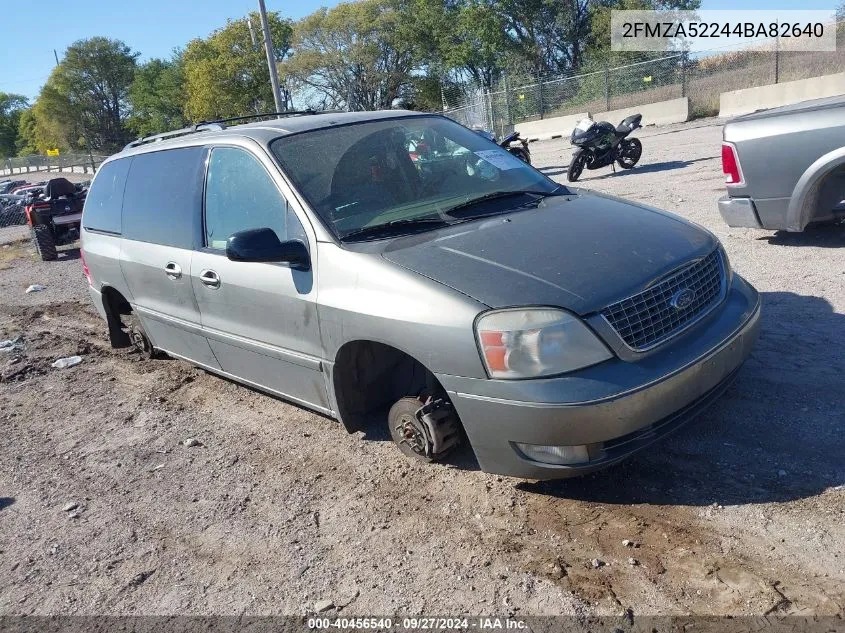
[282,0,417,110]
[30,37,139,153]
[397,0,514,89]
[182,12,293,121]
[15,108,38,155]
[443,0,514,87]
[127,56,188,137]
[27,70,81,153]
[0,93,29,158]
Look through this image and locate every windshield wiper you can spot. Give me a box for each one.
[340,216,450,242]
[442,187,566,218]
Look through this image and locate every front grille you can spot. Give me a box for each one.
[601,250,725,351]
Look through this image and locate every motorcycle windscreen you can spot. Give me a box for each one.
[571,118,597,144]
[574,118,594,132]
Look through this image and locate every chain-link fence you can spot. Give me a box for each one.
[0,202,27,230]
[442,20,845,134]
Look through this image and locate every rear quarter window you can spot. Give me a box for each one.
[121,146,206,249]
[82,158,131,234]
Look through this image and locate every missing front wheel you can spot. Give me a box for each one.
[388,396,460,462]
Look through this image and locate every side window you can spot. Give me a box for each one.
[82,158,131,234]
[204,147,304,249]
[122,146,206,249]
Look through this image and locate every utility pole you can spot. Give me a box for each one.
[257,0,284,114]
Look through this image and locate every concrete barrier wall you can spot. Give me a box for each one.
[515,113,589,142]
[594,97,689,127]
[719,73,845,118]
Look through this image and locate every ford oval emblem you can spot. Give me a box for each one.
[670,288,696,310]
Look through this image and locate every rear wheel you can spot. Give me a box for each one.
[31,224,58,261]
[125,313,158,360]
[617,138,642,169]
[567,152,587,182]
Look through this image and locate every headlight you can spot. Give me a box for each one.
[475,308,612,379]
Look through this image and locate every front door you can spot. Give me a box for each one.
[190,144,328,411]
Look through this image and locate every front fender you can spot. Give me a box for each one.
[786,146,845,232]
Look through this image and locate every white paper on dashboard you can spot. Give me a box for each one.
[474,150,523,170]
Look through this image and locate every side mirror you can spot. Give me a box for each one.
[226,227,310,271]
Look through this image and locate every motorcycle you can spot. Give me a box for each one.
[567,113,642,182]
[473,128,532,164]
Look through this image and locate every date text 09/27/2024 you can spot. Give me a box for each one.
[307,617,528,630]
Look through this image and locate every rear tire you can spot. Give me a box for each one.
[567,152,587,182]
[31,224,58,261]
[125,313,158,360]
[616,138,642,169]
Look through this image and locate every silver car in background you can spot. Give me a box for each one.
[81,110,760,480]
[719,95,845,232]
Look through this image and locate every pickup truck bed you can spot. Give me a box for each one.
[718,95,845,232]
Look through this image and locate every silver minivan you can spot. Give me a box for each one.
[81,110,761,479]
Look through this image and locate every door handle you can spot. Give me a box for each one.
[199,269,221,289]
[164,262,182,279]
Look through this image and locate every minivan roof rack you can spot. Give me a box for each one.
[123,122,226,150]
[196,109,341,127]
[123,110,340,151]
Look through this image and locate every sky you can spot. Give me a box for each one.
[0,0,340,101]
[0,0,840,101]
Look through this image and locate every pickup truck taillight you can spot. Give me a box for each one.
[721,142,744,186]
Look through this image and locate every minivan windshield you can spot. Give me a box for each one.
[270,116,564,241]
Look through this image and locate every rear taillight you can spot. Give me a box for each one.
[80,250,92,287]
[722,142,744,186]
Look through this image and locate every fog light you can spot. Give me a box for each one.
[515,442,591,465]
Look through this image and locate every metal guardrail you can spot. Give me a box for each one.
[1,153,107,177]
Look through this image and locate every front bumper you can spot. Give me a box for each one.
[718,195,762,229]
[439,275,761,479]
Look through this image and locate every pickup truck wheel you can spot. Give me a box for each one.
[31,225,58,261]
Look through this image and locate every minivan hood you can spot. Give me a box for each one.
[380,191,716,315]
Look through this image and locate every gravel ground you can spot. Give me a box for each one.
[1,119,844,617]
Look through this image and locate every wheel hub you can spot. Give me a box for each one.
[128,325,150,355]
[395,413,428,456]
